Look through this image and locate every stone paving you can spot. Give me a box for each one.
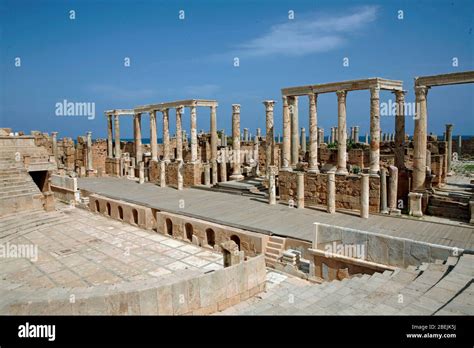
[78,177,474,250]
[0,204,223,298]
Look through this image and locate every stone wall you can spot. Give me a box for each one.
[2,254,267,315]
[148,161,203,187]
[279,171,380,213]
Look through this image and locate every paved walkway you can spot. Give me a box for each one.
[78,178,474,251]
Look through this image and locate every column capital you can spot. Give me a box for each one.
[336,89,347,100]
[393,89,407,98]
[415,85,429,98]
[370,86,380,98]
[282,96,289,106]
[161,108,169,115]
[176,106,184,114]
[263,100,276,111]
[308,93,317,104]
[446,124,453,130]
[232,104,241,113]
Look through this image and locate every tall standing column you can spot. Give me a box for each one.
[282,96,291,170]
[162,109,171,162]
[230,104,243,180]
[308,93,319,173]
[175,106,183,161]
[394,90,406,170]
[263,100,275,176]
[290,96,299,166]
[133,113,142,165]
[51,131,58,162]
[446,124,453,174]
[114,114,121,159]
[106,114,113,158]
[210,105,218,184]
[388,165,400,215]
[150,110,158,161]
[220,149,227,182]
[380,167,388,214]
[336,90,348,175]
[369,86,381,175]
[413,86,428,191]
[190,105,198,162]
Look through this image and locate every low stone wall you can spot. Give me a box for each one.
[50,174,80,203]
[312,222,462,269]
[149,161,203,187]
[2,254,267,315]
[279,171,380,213]
[155,210,265,257]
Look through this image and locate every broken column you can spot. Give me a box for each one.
[330,127,335,143]
[263,100,275,176]
[204,163,211,186]
[301,127,306,153]
[380,167,388,214]
[51,131,58,163]
[253,135,260,176]
[388,165,400,215]
[177,160,184,190]
[360,173,369,218]
[446,124,453,174]
[354,126,359,143]
[281,96,291,170]
[336,90,348,175]
[256,128,261,138]
[318,128,324,146]
[408,192,423,217]
[160,161,166,188]
[297,172,304,209]
[138,161,145,184]
[412,86,429,191]
[268,166,276,205]
[457,135,462,158]
[369,86,381,175]
[86,131,93,175]
[230,104,244,180]
[243,128,249,142]
[327,171,336,214]
[308,93,319,173]
[220,149,227,182]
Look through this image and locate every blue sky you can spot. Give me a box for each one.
[1,0,473,139]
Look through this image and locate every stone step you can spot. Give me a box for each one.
[269,236,286,244]
[267,241,283,249]
[265,246,281,256]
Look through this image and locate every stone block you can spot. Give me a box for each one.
[367,234,389,264]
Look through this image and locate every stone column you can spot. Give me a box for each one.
[256,128,261,138]
[350,127,354,142]
[360,173,369,218]
[51,131,58,162]
[318,128,324,146]
[269,168,276,205]
[369,86,381,174]
[408,192,423,217]
[210,105,218,184]
[190,105,198,163]
[330,127,335,143]
[335,126,338,142]
[380,167,388,214]
[336,90,348,175]
[114,114,121,159]
[106,114,113,158]
[138,161,145,184]
[230,104,243,180]
[263,100,275,176]
[297,172,304,209]
[354,126,359,143]
[446,124,453,174]
[278,133,281,144]
[177,160,184,190]
[282,96,291,170]
[204,164,211,186]
[86,131,93,172]
[253,134,260,176]
[290,96,299,167]
[133,113,142,165]
[308,93,319,173]
[388,165,400,215]
[220,129,225,146]
[175,106,183,161]
[160,161,166,188]
[457,135,462,157]
[243,128,249,142]
[413,86,428,191]
[162,109,171,162]
[300,128,306,153]
[220,150,227,182]
[365,133,369,145]
[150,110,158,161]
[327,171,336,214]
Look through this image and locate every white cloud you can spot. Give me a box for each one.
[234,6,378,58]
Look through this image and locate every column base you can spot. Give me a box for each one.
[230,174,244,181]
[280,166,293,172]
[389,208,401,216]
[369,169,380,175]
[336,168,348,175]
[307,167,320,174]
